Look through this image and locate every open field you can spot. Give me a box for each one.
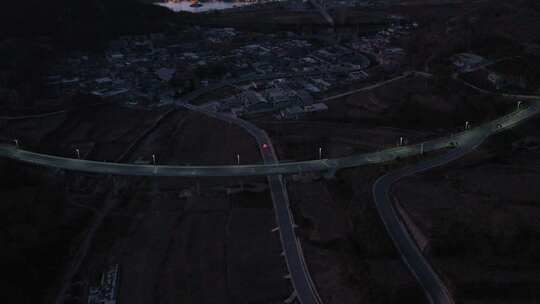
[392,116,540,303]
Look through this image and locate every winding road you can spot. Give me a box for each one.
[371,104,540,304]
[2,72,539,304]
[373,148,468,304]
[1,101,537,304]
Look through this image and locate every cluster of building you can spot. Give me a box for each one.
[207,78,329,118]
[451,53,491,73]
[46,32,176,107]
[452,53,528,91]
[349,17,416,69]
[44,25,378,119]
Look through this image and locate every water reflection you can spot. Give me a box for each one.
[156,1,251,13]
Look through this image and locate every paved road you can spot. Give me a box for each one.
[371,104,540,304]
[0,68,361,121]
[455,74,540,100]
[320,71,432,102]
[1,102,538,304]
[179,103,322,304]
[0,100,118,121]
[1,103,538,177]
[373,148,468,304]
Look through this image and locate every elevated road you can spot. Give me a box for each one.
[371,105,540,304]
[179,103,322,304]
[1,103,538,304]
[1,103,538,177]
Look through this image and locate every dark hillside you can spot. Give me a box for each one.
[0,0,174,49]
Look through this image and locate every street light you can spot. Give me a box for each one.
[75,148,80,159]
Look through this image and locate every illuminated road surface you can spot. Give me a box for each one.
[1,104,538,304]
[1,104,537,177]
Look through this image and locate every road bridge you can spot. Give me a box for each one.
[1,104,537,177]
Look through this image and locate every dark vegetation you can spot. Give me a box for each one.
[392,116,540,303]
[402,1,540,75]
[0,162,94,303]
[0,0,174,49]
[0,0,175,110]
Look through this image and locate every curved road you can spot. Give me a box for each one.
[371,105,539,304]
[1,104,538,304]
[4,65,537,304]
[1,103,538,177]
[373,148,468,304]
[178,103,323,304]
[1,103,537,304]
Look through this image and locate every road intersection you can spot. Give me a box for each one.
[1,96,538,304]
[178,103,323,304]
